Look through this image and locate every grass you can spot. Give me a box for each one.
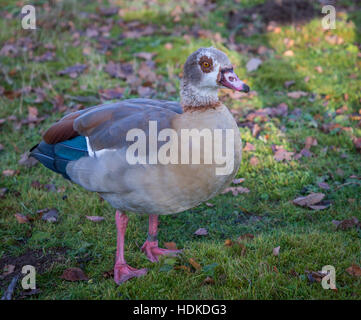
[0,0,360,299]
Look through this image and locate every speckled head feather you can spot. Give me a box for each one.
[181,47,233,108]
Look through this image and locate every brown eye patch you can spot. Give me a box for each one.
[199,56,213,73]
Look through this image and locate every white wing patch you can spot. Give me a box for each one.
[85,136,116,158]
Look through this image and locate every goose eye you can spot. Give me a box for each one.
[203,62,210,68]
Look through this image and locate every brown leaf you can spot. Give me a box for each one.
[224,239,234,247]
[57,64,87,78]
[284,80,295,89]
[293,193,325,207]
[306,270,327,283]
[336,105,348,115]
[249,156,259,166]
[283,50,294,57]
[315,66,323,73]
[305,137,317,150]
[274,149,294,162]
[137,86,155,98]
[174,265,191,273]
[194,228,208,236]
[188,258,201,271]
[164,242,177,250]
[14,213,29,224]
[34,51,55,62]
[238,233,254,241]
[103,269,114,279]
[237,242,247,256]
[2,264,15,277]
[287,91,308,99]
[202,276,215,285]
[164,43,173,50]
[60,267,89,281]
[221,186,250,196]
[273,246,280,256]
[353,138,361,153]
[85,216,105,222]
[308,204,330,211]
[41,208,59,223]
[134,52,155,60]
[0,188,8,198]
[232,178,245,184]
[99,87,125,100]
[137,61,157,82]
[332,217,359,231]
[318,182,330,190]
[27,106,38,122]
[243,142,255,152]
[18,151,38,167]
[3,169,16,177]
[346,264,361,277]
[44,183,56,192]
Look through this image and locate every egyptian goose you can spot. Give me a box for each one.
[30,47,249,284]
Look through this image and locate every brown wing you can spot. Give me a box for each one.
[42,105,100,144]
[43,99,182,148]
[74,99,182,151]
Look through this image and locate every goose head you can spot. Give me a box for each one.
[181,47,249,108]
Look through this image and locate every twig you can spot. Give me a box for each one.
[335,181,361,190]
[1,274,20,300]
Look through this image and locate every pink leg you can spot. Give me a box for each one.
[114,211,147,284]
[141,214,182,263]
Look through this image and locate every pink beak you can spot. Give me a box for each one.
[219,69,250,92]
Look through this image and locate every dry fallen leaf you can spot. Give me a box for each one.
[232,178,245,184]
[3,169,16,177]
[293,193,325,207]
[2,264,15,277]
[57,64,87,78]
[85,215,105,222]
[18,151,38,168]
[238,233,254,241]
[273,246,280,256]
[274,148,294,162]
[14,213,29,224]
[353,138,361,153]
[224,239,233,247]
[41,208,59,223]
[243,142,255,152]
[202,276,215,285]
[194,228,208,236]
[305,137,317,150]
[287,91,308,99]
[221,186,250,196]
[164,43,173,50]
[306,270,327,283]
[246,58,262,72]
[174,265,191,272]
[346,264,361,277]
[332,217,360,231]
[164,242,177,250]
[318,182,330,190]
[188,258,201,271]
[249,156,260,166]
[60,267,89,281]
[283,50,294,57]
